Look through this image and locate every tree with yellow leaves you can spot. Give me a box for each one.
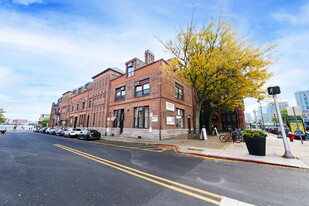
[161,19,275,137]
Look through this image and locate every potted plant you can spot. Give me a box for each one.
[242,130,267,156]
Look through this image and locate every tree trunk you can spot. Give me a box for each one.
[195,102,202,139]
[207,114,213,134]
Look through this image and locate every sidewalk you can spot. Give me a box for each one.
[102,133,309,169]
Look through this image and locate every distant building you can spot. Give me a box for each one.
[295,90,309,112]
[12,119,27,124]
[257,106,271,123]
[39,114,50,122]
[245,112,253,122]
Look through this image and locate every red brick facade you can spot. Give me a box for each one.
[49,50,244,139]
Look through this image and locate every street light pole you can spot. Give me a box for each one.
[273,94,294,159]
[257,100,265,130]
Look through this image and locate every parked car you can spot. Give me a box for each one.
[304,122,309,131]
[39,127,47,133]
[49,128,57,135]
[78,130,101,141]
[34,127,41,132]
[45,128,53,134]
[56,129,66,136]
[270,125,290,135]
[64,128,82,138]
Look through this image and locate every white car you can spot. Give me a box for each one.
[64,128,82,138]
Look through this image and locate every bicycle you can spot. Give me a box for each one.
[219,129,243,143]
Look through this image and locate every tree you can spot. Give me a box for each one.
[39,119,49,127]
[161,19,275,137]
[271,108,302,126]
[0,109,6,124]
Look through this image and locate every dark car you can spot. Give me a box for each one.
[56,129,66,136]
[39,127,47,133]
[0,129,6,134]
[78,130,101,141]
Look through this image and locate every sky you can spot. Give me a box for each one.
[0,0,309,121]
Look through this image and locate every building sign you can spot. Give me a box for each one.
[166,102,175,111]
[166,116,175,125]
[152,115,158,122]
[289,120,305,135]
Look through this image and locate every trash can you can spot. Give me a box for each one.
[288,133,294,142]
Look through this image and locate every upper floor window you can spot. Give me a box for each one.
[72,104,74,111]
[115,86,126,101]
[89,98,92,108]
[127,63,134,77]
[77,103,79,110]
[82,100,85,109]
[175,83,184,100]
[135,79,150,97]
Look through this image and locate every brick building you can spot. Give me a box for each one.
[49,50,244,139]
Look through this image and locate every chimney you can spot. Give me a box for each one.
[145,50,155,64]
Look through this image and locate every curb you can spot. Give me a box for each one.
[101,138,305,169]
[154,143,303,169]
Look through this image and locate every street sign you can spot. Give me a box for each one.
[289,120,305,135]
[267,86,281,95]
[287,106,302,116]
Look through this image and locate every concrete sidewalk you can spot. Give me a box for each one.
[101,133,309,169]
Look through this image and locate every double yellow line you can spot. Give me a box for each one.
[54,144,222,205]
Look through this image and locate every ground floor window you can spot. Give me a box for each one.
[134,106,149,128]
[176,108,184,128]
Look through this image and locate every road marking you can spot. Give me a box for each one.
[91,141,170,152]
[54,144,222,205]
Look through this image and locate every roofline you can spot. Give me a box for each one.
[62,91,72,95]
[111,59,168,82]
[92,68,124,79]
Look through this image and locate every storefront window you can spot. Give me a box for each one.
[134,106,149,128]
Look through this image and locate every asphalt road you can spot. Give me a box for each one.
[0,132,308,206]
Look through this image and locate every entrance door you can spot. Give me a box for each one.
[114,109,124,134]
[221,111,238,131]
[74,117,78,128]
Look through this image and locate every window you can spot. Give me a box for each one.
[176,108,184,128]
[135,79,150,97]
[89,98,92,108]
[82,100,85,109]
[134,106,149,128]
[115,87,126,101]
[127,64,134,77]
[175,83,184,100]
[77,103,79,111]
[72,105,74,111]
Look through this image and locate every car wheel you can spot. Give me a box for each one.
[68,134,71,138]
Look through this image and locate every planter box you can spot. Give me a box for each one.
[244,136,266,156]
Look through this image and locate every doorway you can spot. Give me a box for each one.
[74,116,78,128]
[221,110,238,131]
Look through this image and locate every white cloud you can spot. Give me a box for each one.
[271,3,309,25]
[12,0,43,6]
